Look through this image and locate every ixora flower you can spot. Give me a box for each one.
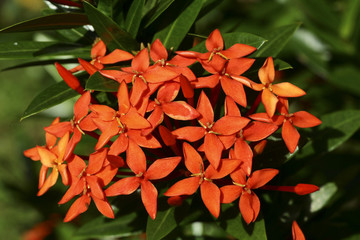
[20,17,321,239]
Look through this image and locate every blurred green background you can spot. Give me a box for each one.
[0,0,359,239]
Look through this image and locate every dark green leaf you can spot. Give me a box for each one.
[0,41,90,59]
[190,32,266,52]
[83,1,138,51]
[143,0,175,28]
[85,71,119,92]
[21,81,79,120]
[327,65,360,97]
[217,204,267,240]
[1,59,78,72]
[125,0,144,38]
[153,0,204,50]
[340,0,360,40]
[97,0,114,18]
[0,13,89,33]
[289,110,360,161]
[56,27,94,44]
[273,59,292,71]
[74,212,143,239]
[146,197,192,240]
[253,23,301,58]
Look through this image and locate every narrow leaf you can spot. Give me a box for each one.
[254,23,301,58]
[85,71,120,92]
[0,13,89,33]
[153,0,204,50]
[143,0,175,28]
[0,41,90,60]
[217,204,267,240]
[125,0,144,38]
[83,1,138,51]
[328,65,360,97]
[21,81,79,120]
[97,0,114,18]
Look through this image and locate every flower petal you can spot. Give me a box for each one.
[150,39,168,62]
[262,88,278,118]
[212,116,250,135]
[204,133,224,169]
[105,177,141,196]
[92,195,115,219]
[145,156,181,180]
[220,185,242,203]
[197,91,214,126]
[183,142,204,174]
[132,48,149,72]
[272,82,306,97]
[206,29,223,51]
[247,168,279,189]
[292,111,322,128]
[141,180,158,220]
[162,101,199,120]
[292,221,306,240]
[64,195,91,222]
[258,57,275,85]
[282,120,300,153]
[100,49,134,64]
[242,121,278,142]
[164,177,200,196]
[239,192,260,224]
[220,76,247,107]
[172,126,206,142]
[126,139,147,174]
[200,181,221,218]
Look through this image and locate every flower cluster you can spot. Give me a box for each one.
[24,29,321,230]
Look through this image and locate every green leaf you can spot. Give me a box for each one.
[143,0,175,28]
[340,0,360,40]
[146,197,192,240]
[273,59,292,71]
[97,0,114,18]
[190,32,266,52]
[0,13,89,33]
[1,59,78,72]
[74,212,143,239]
[310,182,338,213]
[83,1,138,51]
[153,0,204,50]
[217,204,267,240]
[328,65,360,97]
[253,23,301,58]
[21,81,79,120]
[289,110,360,161]
[85,71,119,92]
[125,0,145,38]
[0,41,90,60]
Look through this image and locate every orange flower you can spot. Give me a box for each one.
[105,140,181,219]
[292,220,306,240]
[164,143,240,218]
[250,57,306,117]
[220,168,279,224]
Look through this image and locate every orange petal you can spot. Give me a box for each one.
[145,157,181,180]
[220,185,242,203]
[130,77,149,106]
[258,57,275,85]
[212,116,250,135]
[150,39,168,62]
[141,180,158,220]
[220,76,247,107]
[55,62,84,94]
[92,195,115,219]
[242,121,278,142]
[127,130,161,149]
[157,82,180,103]
[224,96,241,117]
[144,66,179,83]
[64,195,91,222]
[142,106,164,135]
[197,91,214,125]
[294,183,319,195]
[234,139,253,176]
[74,91,91,120]
[262,88,278,118]
[87,148,107,175]
[292,221,305,240]
[282,120,300,153]
[201,181,221,218]
[194,74,220,88]
[126,139,147,174]
[37,146,56,168]
[58,178,84,204]
[95,120,119,150]
[87,175,105,200]
[38,165,48,189]
[239,192,260,224]
[272,82,306,97]
[183,142,204,174]
[226,58,255,76]
[206,29,223,51]
[205,159,240,180]
[230,168,247,186]
[105,177,141,196]
[172,126,206,142]
[247,168,279,189]
[37,169,59,196]
[44,122,72,138]
[67,155,86,176]
[24,147,40,161]
[117,81,131,113]
[121,109,151,129]
[90,104,116,121]
[78,58,98,75]
[162,101,199,120]
[292,111,322,128]
[204,133,224,169]
[100,69,133,83]
[108,133,129,155]
[58,164,69,186]
[132,48,149,72]
[158,125,176,146]
[179,74,194,98]
[100,49,133,64]
[164,177,200,196]
[220,43,256,59]
[91,40,106,58]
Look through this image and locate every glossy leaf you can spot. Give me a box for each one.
[153,0,204,50]
[0,41,90,59]
[97,0,114,18]
[0,13,89,33]
[310,182,337,213]
[74,212,143,238]
[143,0,175,28]
[125,0,144,38]
[146,197,191,240]
[217,204,267,240]
[288,110,360,161]
[328,65,360,97]
[253,23,301,58]
[21,81,79,120]
[83,1,138,52]
[85,71,120,92]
